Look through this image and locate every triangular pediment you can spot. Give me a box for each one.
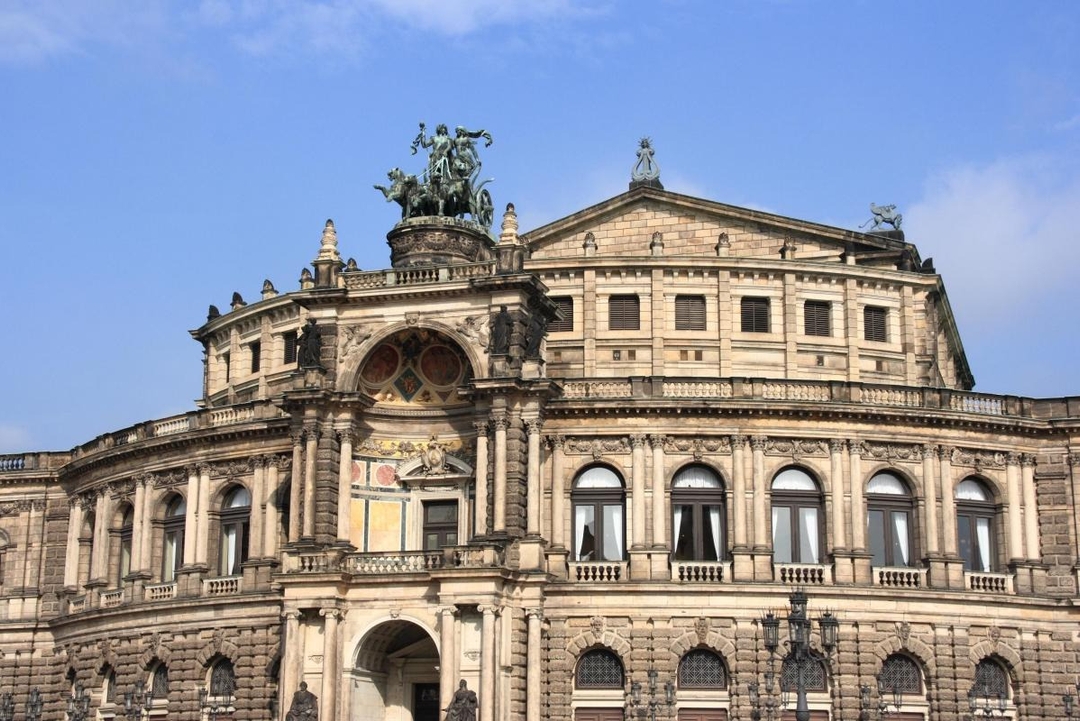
[523,186,914,265]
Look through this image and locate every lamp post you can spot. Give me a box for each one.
[68,684,90,721]
[625,668,675,721]
[751,590,838,721]
[747,669,779,721]
[876,675,905,718]
[124,680,154,721]
[1063,680,1080,720]
[199,686,233,721]
[25,689,42,721]
[0,692,13,721]
[966,682,1007,719]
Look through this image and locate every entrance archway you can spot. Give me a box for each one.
[350,620,440,721]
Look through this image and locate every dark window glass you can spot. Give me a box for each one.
[741,297,770,333]
[973,659,1009,699]
[864,306,888,342]
[771,469,823,564]
[866,473,914,567]
[549,297,574,332]
[956,478,995,572]
[219,487,250,576]
[105,669,117,704]
[678,649,727,688]
[162,495,186,582]
[804,300,831,337]
[675,295,706,331]
[780,655,826,692]
[250,341,261,373]
[880,654,922,694]
[576,650,624,689]
[152,665,169,697]
[222,352,231,382]
[283,331,298,364]
[118,506,133,584]
[572,467,626,562]
[423,501,459,550]
[671,466,725,562]
[608,295,640,331]
[209,660,236,696]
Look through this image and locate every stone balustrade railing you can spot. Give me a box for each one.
[345,551,444,575]
[568,561,627,583]
[775,563,832,586]
[343,261,497,290]
[671,560,731,583]
[204,576,242,596]
[144,581,177,601]
[966,571,1013,594]
[872,566,927,588]
[101,589,125,608]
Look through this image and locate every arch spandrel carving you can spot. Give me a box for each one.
[874,634,937,679]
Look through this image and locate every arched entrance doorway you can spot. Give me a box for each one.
[350,620,440,721]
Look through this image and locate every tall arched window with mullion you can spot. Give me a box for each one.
[866,472,915,568]
[956,478,996,572]
[117,506,134,585]
[572,466,625,562]
[771,468,824,564]
[219,486,251,576]
[672,466,726,562]
[162,495,186,582]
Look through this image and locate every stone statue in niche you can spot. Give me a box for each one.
[298,319,323,369]
[285,682,318,721]
[444,680,477,721]
[491,306,513,355]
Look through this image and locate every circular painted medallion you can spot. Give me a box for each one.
[419,345,463,387]
[360,344,400,385]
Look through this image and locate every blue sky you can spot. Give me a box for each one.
[2,1,1078,453]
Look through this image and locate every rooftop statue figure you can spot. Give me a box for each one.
[412,123,454,182]
[632,137,661,182]
[861,203,903,231]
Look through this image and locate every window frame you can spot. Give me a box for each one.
[803,300,831,337]
[162,495,186,582]
[675,295,707,331]
[740,297,770,333]
[249,340,261,373]
[549,296,574,333]
[117,506,134,585]
[283,330,298,365]
[770,468,824,565]
[671,466,726,562]
[218,486,251,577]
[956,478,997,572]
[866,472,915,568]
[575,649,625,689]
[422,499,460,550]
[608,295,641,331]
[864,305,888,343]
[571,467,626,563]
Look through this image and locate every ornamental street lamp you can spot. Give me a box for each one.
[748,670,779,721]
[68,684,90,721]
[876,674,905,718]
[25,689,42,721]
[0,692,13,721]
[199,686,233,721]
[124,680,154,721]
[967,682,1007,719]
[626,668,675,721]
[750,590,838,721]
[1063,680,1080,720]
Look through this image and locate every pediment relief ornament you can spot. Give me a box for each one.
[590,616,605,635]
[455,315,490,349]
[214,458,254,478]
[662,437,732,458]
[863,443,919,462]
[765,439,829,460]
[564,437,631,459]
[339,324,373,365]
[695,617,710,645]
[951,448,1007,470]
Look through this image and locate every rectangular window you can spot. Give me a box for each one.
[283,330,298,364]
[803,300,831,337]
[222,352,231,382]
[423,500,459,550]
[249,341,261,373]
[675,295,706,331]
[740,297,770,333]
[549,297,574,332]
[864,305,888,342]
[608,295,640,330]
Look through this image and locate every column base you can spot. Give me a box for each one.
[830,551,855,584]
[176,564,209,597]
[731,547,756,583]
[927,555,965,590]
[629,549,653,581]
[752,550,774,581]
[518,537,546,571]
[1010,559,1046,595]
[545,547,569,579]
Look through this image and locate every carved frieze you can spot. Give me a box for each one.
[563,437,631,459]
[662,436,732,459]
[764,438,829,460]
[338,324,372,365]
[862,443,920,463]
[950,448,1007,470]
[456,315,491,350]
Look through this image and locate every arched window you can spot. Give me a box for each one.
[956,478,996,572]
[878,654,923,698]
[209,659,236,696]
[971,658,1010,703]
[151,663,169,698]
[672,466,726,562]
[866,472,914,567]
[0,529,9,587]
[575,649,624,689]
[103,667,118,706]
[678,649,727,689]
[572,467,625,562]
[771,468,824,564]
[780,653,827,692]
[162,495,186,582]
[219,487,251,576]
[117,505,134,585]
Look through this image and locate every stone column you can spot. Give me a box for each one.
[64,500,84,588]
[281,610,302,716]
[1006,454,1024,561]
[92,490,110,581]
[526,609,543,721]
[751,436,768,549]
[474,422,489,536]
[526,419,543,536]
[492,414,508,533]
[289,431,304,542]
[139,476,154,572]
[922,445,940,555]
[829,440,846,552]
[249,457,266,559]
[548,436,565,547]
[264,458,281,558]
[196,464,211,565]
[1021,454,1040,562]
[439,607,457,713]
[336,428,355,544]
[848,442,865,551]
[303,426,319,539]
[940,447,957,555]
[320,608,341,721]
[479,605,497,721]
[183,465,199,565]
[731,435,746,548]
[131,479,146,575]
[650,435,666,547]
[631,435,647,548]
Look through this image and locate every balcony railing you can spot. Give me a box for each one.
[144,581,177,601]
[203,576,242,596]
[342,260,497,290]
[69,596,87,613]
[568,561,627,583]
[100,589,125,608]
[672,560,731,583]
[346,551,443,575]
[872,566,927,588]
[775,563,832,586]
[965,571,1013,594]
[282,545,509,576]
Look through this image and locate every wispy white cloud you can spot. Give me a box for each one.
[906,154,1080,325]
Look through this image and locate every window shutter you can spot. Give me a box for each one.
[803,301,831,337]
[740,297,770,333]
[864,306,888,342]
[283,331,298,364]
[549,297,574,332]
[609,295,640,330]
[675,295,706,331]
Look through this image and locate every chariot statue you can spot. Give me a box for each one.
[861,202,903,231]
[374,122,495,230]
